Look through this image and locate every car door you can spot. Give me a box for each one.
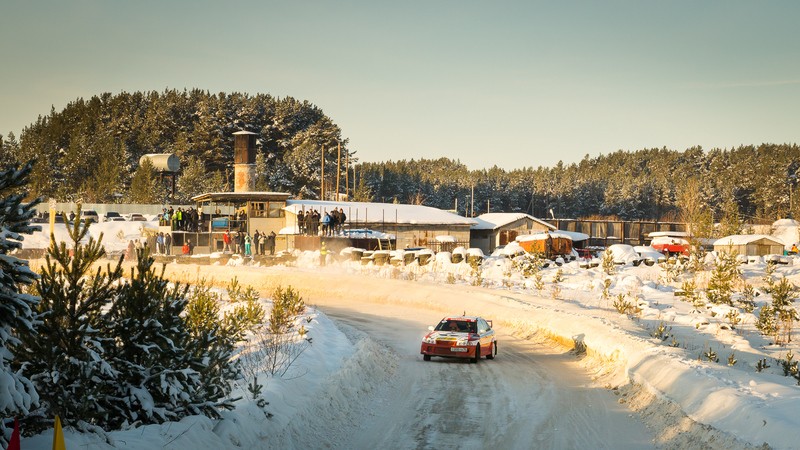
[477,318,493,353]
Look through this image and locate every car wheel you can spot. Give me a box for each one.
[423,354,431,361]
[486,341,496,360]
[471,344,480,364]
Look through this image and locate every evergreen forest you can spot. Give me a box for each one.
[2,89,798,224]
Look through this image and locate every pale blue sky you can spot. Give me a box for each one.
[2,1,799,170]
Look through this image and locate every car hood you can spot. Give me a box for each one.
[425,330,471,339]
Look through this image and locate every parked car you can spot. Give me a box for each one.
[80,210,100,224]
[127,213,147,221]
[607,244,645,266]
[764,254,792,265]
[420,316,497,363]
[634,245,667,266]
[104,211,124,222]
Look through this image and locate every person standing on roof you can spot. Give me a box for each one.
[321,212,332,236]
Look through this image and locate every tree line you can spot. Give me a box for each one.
[1,89,798,223]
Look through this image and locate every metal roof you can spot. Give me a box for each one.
[191,192,291,203]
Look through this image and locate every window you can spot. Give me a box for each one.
[249,201,284,218]
[268,202,284,218]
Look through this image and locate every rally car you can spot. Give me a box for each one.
[420,316,497,363]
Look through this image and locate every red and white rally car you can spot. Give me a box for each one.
[420,316,497,363]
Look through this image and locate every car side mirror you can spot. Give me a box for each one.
[428,326,434,331]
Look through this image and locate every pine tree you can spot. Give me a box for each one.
[127,157,159,203]
[20,206,123,433]
[175,156,209,203]
[183,283,239,417]
[706,251,741,306]
[770,277,799,345]
[105,249,209,427]
[0,162,42,445]
[0,132,21,167]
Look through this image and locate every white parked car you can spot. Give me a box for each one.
[634,245,667,266]
[607,244,645,266]
[764,254,792,265]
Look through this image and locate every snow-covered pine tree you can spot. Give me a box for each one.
[183,283,239,417]
[0,161,42,445]
[20,207,123,433]
[706,251,741,306]
[105,249,211,427]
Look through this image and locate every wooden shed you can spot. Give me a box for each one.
[470,213,555,254]
[713,235,785,256]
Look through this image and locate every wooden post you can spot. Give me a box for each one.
[336,141,341,201]
[320,147,325,200]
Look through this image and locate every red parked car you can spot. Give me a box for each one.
[420,316,497,363]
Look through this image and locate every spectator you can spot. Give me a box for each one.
[321,212,331,236]
[269,230,276,255]
[244,233,252,256]
[253,230,261,256]
[297,210,305,234]
[164,233,172,255]
[223,229,232,252]
[338,207,347,233]
[125,240,135,261]
[182,240,190,255]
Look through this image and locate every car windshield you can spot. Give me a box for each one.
[435,320,477,333]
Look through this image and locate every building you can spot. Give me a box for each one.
[470,213,555,254]
[713,235,785,257]
[283,199,476,252]
[186,191,291,253]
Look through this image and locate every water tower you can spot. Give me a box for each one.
[233,131,257,192]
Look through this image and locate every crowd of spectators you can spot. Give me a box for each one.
[222,229,276,256]
[159,206,202,231]
[296,208,346,236]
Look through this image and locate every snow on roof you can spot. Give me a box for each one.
[649,231,690,238]
[285,200,476,226]
[471,213,555,230]
[343,229,395,239]
[516,231,574,242]
[277,226,298,235]
[713,234,784,246]
[552,230,589,241]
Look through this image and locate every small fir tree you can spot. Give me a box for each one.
[21,206,123,433]
[0,162,42,445]
[601,248,616,275]
[706,251,741,305]
[771,277,799,345]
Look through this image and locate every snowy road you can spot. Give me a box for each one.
[158,263,657,449]
[320,303,654,450]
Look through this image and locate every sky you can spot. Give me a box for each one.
[2,1,799,170]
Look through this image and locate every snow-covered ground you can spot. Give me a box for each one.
[17,220,800,449]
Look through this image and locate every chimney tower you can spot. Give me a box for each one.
[233,131,257,192]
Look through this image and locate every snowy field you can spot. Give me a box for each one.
[17,219,800,449]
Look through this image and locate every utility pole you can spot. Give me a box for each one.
[320,147,325,200]
[336,141,341,201]
[345,148,349,200]
[470,184,474,218]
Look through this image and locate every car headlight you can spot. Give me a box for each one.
[423,336,437,344]
[456,339,468,346]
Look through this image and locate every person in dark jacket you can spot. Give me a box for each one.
[269,230,276,255]
[253,230,261,256]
